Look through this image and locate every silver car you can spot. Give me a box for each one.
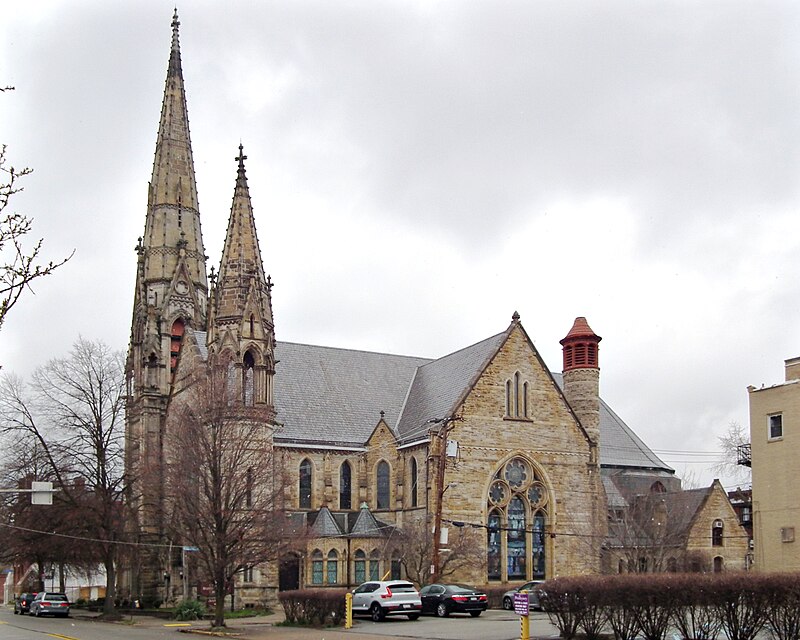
[502,580,543,611]
[29,592,70,617]
[352,580,422,621]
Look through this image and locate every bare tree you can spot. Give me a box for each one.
[164,357,284,628]
[398,515,484,586]
[713,421,751,486]
[0,338,126,615]
[0,142,72,334]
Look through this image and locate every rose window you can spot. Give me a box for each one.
[504,458,530,489]
[489,480,510,506]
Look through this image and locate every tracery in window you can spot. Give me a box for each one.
[486,456,549,581]
[299,459,312,509]
[376,461,390,509]
[311,550,323,584]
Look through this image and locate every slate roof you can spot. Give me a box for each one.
[551,373,673,472]
[189,327,670,473]
[305,505,393,538]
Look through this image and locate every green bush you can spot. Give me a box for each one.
[174,599,205,621]
[278,589,347,626]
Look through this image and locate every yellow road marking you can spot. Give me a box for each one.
[164,622,192,627]
[47,634,80,640]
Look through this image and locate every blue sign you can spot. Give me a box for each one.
[514,592,529,616]
[183,546,200,552]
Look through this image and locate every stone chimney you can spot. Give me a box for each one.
[560,317,602,446]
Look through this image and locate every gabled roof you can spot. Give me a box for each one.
[396,331,508,443]
[273,342,429,447]
[350,505,392,537]
[308,506,342,537]
[195,326,669,474]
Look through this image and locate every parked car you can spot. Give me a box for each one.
[502,580,544,611]
[13,593,37,615]
[29,592,70,617]
[351,580,422,621]
[420,583,488,617]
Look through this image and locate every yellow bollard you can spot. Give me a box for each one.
[520,612,530,640]
[345,592,353,629]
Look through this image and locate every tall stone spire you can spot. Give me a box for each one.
[125,11,208,600]
[207,144,275,412]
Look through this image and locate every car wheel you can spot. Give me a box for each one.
[370,603,386,622]
[436,602,449,618]
[503,596,513,610]
[34,608,41,617]
[407,613,420,620]
[470,611,482,617]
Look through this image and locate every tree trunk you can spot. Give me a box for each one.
[214,580,226,628]
[103,553,117,615]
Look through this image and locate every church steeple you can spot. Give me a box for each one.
[207,144,275,411]
[141,8,207,295]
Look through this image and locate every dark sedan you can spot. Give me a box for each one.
[419,583,488,617]
[13,593,37,615]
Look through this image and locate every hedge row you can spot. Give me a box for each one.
[536,573,800,640]
[278,588,348,626]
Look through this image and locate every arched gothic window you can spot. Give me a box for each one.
[243,350,255,406]
[339,461,352,510]
[376,461,390,510]
[409,457,418,507]
[486,456,549,581]
[311,549,323,584]
[326,549,338,584]
[354,549,366,583]
[369,549,381,580]
[299,459,312,509]
[505,373,529,418]
[170,319,185,373]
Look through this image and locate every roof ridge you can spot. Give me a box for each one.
[278,340,432,362]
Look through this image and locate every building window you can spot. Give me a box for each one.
[506,380,513,416]
[326,550,338,584]
[311,550,323,585]
[244,566,254,582]
[376,461,390,509]
[339,461,352,510]
[391,555,401,580]
[769,414,783,440]
[712,520,724,546]
[650,481,666,493]
[369,550,380,580]
[299,459,312,509]
[409,457,418,507]
[505,374,529,419]
[245,468,253,508]
[354,550,366,583]
[713,556,723,572]
[486,456,549,582]
[243,350,255,406]
[742,506,752,523]
[638,557,648,573]
[170,319,185,373]
[781,527,795,543]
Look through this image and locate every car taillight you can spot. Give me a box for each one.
[380,587,393,599]
[452,595,469,602]
[479,595,487,601]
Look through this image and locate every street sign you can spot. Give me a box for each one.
[514,592,529,616]
[31,481,53,505]
[183,546,200,551]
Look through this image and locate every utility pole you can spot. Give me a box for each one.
[429,415,461,584]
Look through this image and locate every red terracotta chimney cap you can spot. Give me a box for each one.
[560,317,601,345]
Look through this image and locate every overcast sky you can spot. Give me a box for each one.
[2,1,798,490]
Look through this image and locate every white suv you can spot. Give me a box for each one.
[352,580,422,621]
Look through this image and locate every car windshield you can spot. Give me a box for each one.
[387,583,416,592]
[45,594,68,601]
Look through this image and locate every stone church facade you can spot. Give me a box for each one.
[124,12,703,607]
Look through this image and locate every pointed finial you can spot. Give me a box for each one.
[209,265,217,287]
[135,237,144,255]
[512,310,520,322]
[171,8,180,46]
[380,410,385,419]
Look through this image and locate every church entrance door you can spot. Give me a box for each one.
[279,555,300,591]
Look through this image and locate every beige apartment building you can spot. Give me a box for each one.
[748,357,800,572]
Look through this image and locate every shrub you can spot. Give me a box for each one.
[174,599,205,621]
[670,573,723,640]
[629,574,679,640]
[538,577,587,639]
[278,589,347,626]
[604,575,640,640]
[710,573,768,640]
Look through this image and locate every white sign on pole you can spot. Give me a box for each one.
[31,481,53,505]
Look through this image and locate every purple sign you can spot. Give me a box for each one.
[514,592,529,616]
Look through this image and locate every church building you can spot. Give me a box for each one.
[124,12,716,607]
